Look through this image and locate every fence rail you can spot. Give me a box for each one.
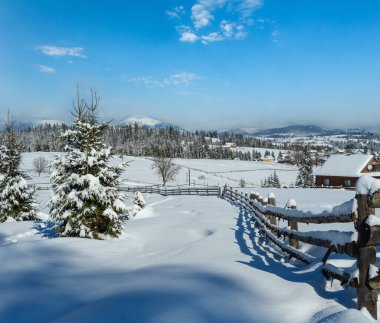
[33,184,221,196]
[120,185,221,196]
[222,175,380,319]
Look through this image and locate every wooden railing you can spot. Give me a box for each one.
[222,175,380,319]
[119,185,221,196]
[33,183,221,196]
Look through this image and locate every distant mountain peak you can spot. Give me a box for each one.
[120,115,162,127]
[34,119,66,126]
[119,115,180,130]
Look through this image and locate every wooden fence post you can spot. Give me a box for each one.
[287,199,299,249]
[356,193,377,319]
[268,193,277,226]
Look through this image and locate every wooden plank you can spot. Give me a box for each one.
[265,208,354,224]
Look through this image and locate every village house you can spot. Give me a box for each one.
[222,142,237,149]
[313,154,380,188]
[260,155,275,163]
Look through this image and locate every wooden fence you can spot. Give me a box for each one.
[222,175,380,319]
[120,185,221,196]
[33,184,221,196]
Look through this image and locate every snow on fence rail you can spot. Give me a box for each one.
[119,185,221,196]
[33,184,221,196]
[222,175,380,320]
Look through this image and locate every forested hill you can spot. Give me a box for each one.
[5,123,380,160]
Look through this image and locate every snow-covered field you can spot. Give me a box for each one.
[22,152,298,188]
[1,152,378,322]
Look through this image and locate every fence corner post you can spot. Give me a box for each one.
[268,193,277,226]
[287,199,299,249]
[356,193,378,319]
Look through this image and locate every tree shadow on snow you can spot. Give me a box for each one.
[232,202,357,311]
[52,266,258,323]
[0,242,258,323]
[34,220,60,239]
[0,233,6,245]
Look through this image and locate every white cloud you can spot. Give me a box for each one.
[164,72,200,85]
[38,65,56,73]
[191,4,213,29]
[191,0,228,29]
[235,24,247,38]
[221,20,234,38]
[180,31,199,42]
[201,32,224,44]
[36,45,86,58]
[238,0,262,18]
[166,6,186,19]
[169,0,263,44]
[128,72,200,88]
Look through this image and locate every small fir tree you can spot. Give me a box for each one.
[295,147,315,188]
[272,171,281,188]
[133,191,145,209]
[132,191,145,216]
[239,178,246,188]
[261,171,281,188]
[49,90,127,239]
[0,114,38,222]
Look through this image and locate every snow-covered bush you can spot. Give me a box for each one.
[131,191,145,217]
[0,116,38,222]
[133,191,145,209]
[49,91,128,239]
[239,178,246,188]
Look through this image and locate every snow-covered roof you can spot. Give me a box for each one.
[313,154,377,177]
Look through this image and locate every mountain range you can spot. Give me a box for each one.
[2,115,377,136]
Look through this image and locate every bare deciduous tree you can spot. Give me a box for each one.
[152,155,180,187]
[33,156,48,177]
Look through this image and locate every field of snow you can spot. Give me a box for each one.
[1,152,378,322]
[21,152,298,188]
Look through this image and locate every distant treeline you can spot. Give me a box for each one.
[3,123,380,160]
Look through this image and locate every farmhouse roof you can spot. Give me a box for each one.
[313,154,378,177]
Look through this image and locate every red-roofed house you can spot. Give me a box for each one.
[313,154,380,188]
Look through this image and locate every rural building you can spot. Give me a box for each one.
[260,155,275,163]
[223,142,237,149]
[313,154,380,187]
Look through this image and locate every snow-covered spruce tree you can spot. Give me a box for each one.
[131,191,145,216]
[0,114,38,222]
[272,171,281,188]
[261,171,281,188]
[49,91,127,239]
[295,147,315,188]
[133,191,145,209]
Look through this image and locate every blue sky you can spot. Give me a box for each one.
[1,0,380,130]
